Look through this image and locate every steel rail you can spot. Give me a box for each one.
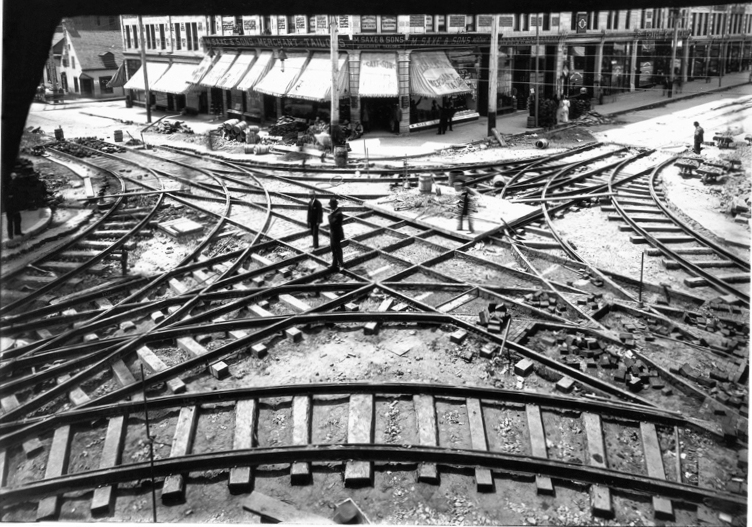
[499,142,600,198]
[0,444,744,510]
[0,381,686,448]
[609,158,750,307]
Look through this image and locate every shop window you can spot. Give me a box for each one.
[465,14,474,32]
[174,23,181,50]
[435,15,446,32]
[99,76,113,94]
[381,15,398,32]
[159,24,166,49]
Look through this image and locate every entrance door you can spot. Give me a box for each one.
[60,73,68,92]
[360,98,399,133]
[198,91,208,113]
[80,78,94,96]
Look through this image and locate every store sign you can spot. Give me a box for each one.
[500,35,560,45]
[410,15,424,27]
[316,15,328,29]
[278,16,286,31]
[361,15,377,32]
[338,15,349,29]
[203,33,491,50]
[449,15,466,27]
[295,16,306,30]
[499,16,514,27]
[381,16,398,32]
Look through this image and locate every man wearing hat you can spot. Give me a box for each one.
[306,189,323,249]
[328,198,344,270]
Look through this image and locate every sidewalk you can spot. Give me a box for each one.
[51,70,752,160]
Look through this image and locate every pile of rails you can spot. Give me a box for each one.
[48,138,126,157]
[152,120,194,134]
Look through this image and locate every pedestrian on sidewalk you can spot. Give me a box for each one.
[3,173,23,240]
[361,104,370,133]
[391,104,403,134]
[437,105,447,135]
[307,189,323,249]
[693,122,704,155]
[456,181,476,233]
[447,103,456,131]
[328,198,345,270]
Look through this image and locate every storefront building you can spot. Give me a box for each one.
[120,6,752,131]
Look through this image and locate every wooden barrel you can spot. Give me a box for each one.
[248,125,260,133]
[113,130,123,142]
[418,174,433,193]
[246,131,258,144]
[234,121,249,134]
[254,144,270,155]
[223,118,240,131]
[448,170,464,186]
[334,146,348,168]
[535,138,549,149]
[244,144,255,154]
[54,127,65,141]
[492,174,506,187]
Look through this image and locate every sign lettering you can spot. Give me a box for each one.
[449,15,466,27]
[361,15,377,32]
[338,15,349,28]
[295,16,306,29]
[478,15,493,27]
[203,33,492,50]
[499,16,514,27]
[410,15,424,27]
[381,15,398,31]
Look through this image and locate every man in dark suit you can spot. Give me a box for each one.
[328,198,344,270]
[4,173,23,240]
[307,189,323,249]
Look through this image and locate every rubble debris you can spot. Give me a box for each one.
[152,119,194,135]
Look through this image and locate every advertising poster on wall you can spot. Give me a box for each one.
[381,16,397,32]
[361,15,377,32]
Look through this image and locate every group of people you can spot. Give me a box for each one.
[306,190,344,270]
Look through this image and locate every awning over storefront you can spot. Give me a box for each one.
[107,61,127,88]
[410,51,471,97]
[216,52,256,90]
[123,62,170,91]
[287,53,348,102]
[150,63,198,94]
[358,52,398,98]
[236,51,274,91]
[199,53,238,88]
[254,53,309,98]
[190,54,217,85]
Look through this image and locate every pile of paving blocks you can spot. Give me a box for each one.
[542,331,619,370]
[682,312,749,353]
[569,268,603,288]
[574,292,603,312]
[477,302,510,333]
[522,291,568,315]
[614,355,666,393]
[671,361,749,414]
[614,314,673,342]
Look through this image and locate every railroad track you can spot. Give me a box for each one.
[607,157,750,307]
[1,139,747,524]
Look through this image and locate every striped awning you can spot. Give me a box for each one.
[123,62,169,91]
[106,61,127,88]
[358,52,398,98]
[216,52,256,90]
[199,53,238,88]
[236,51,274,91]
[189,54,217,84]
[286,53,348,102]
[150,63,198,94]
[410,51,471,97]
[253,53,309,98]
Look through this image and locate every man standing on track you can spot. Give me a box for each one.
[693,121,704,155]
[307,189,323,249]
[328,198,345,270]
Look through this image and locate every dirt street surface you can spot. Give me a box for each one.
[1,86,750,526]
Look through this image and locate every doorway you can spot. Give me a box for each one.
[360,97,399,133]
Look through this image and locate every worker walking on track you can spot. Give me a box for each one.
[307,189,323,249]
[328,198,345,270]
[456,181,476,234]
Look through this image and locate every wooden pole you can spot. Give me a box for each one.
[138,15,152,123]
[487,15,499,137]
[330,16,339,127]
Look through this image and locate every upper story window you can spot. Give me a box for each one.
[186,22,198,50]
[159,24,166,49]
[436,15,446,32]
[125,26,131,47]
[174,23,181,50]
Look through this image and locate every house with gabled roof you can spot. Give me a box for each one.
[58,17,125,98]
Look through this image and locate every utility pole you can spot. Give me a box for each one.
[138,15,152,123]
[534,13,540,128]
[669,8,679,98]
[487,15,499,136]
[330,16,339,127]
